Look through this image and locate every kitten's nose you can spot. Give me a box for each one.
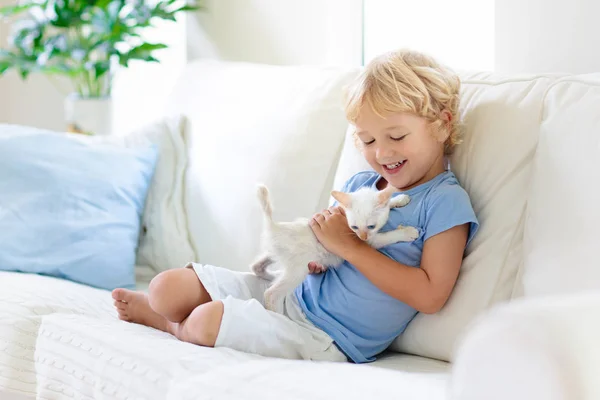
[358,231,368,241]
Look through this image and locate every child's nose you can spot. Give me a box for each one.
[376,146,394,160]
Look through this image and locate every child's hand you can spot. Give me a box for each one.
[309,206,362,257]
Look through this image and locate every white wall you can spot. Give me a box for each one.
[495,0,600,74]
[1,76,69,130]
[0,0,363,131]
[0,0,67,130]
[186,0,363,66]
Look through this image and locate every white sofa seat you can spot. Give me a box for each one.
[35,312,450,400]
[168,356,449,400]
[34,314,260,399]
[0,272,115,397]
[0,269,154,399]
[0,269,449,400]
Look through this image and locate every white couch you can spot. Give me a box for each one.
[1,60,599,400]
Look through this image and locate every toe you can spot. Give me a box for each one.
[117,312,130,321]
[112,288,134,303]
[114,300,127,311]
[112,288,126,301]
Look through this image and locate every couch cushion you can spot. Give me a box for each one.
[169,358,449,400]
[164,60,359,271]
[0,272,113,397]
[35,314,261,399]
[521,74,600,296]
[333,72,562,362]
[0,270,153,398]
[34,313,449,400]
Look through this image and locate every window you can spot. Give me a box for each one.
[363,0,495,71]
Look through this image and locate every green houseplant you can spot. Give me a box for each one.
[0,0,202,134]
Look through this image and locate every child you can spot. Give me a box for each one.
[112,49,479,364]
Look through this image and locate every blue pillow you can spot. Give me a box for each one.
[0,128,158,290]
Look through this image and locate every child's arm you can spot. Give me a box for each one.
[344,225,467,314]
[310,207,468,314]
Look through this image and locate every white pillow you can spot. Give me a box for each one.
[106,115,196,273]
[165,60,359,272]
[522,75,600,296]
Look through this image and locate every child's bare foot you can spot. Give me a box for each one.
[112,289,169,333]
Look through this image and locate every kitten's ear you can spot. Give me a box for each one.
[377,185,397,206]
[331,191,351,207]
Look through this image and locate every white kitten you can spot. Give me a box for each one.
[251,184,419,311]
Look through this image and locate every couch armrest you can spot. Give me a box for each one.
[450,291,600,400]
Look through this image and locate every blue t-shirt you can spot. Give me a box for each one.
[295,170,479,363]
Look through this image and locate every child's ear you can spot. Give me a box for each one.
[331,191,351,207]
[377,185,397,206]
[435,110,453,142]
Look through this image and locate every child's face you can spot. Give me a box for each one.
[354,107,447,191]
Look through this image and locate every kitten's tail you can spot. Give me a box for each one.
[257,184,274,223]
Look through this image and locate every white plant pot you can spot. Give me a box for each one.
[64,94,113,136]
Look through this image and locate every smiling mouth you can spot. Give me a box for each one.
[382,160,406,172]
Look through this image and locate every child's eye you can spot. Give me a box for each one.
[391,135,407,141]
[367,225,376,230]
[350,225,358,230]
[362,139,375,145]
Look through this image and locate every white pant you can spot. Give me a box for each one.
[186,263,347,362]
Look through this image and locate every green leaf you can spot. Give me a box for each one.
[150,8,176,22]
[119,42,167,67]
[94,0,113,10]
[164,0,203,10]
[136,43,168,51]
[0,61,11,75]
[174,4,201,12]
[93,61,110,79]
[20,67,30,79]
[41,64,80,76]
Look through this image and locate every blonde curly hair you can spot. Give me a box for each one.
[344,49,462,155]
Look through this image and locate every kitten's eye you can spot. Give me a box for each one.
[391,135,407,141]
[367,225,376,230]
[350,225,358,230]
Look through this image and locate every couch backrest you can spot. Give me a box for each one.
[165,60,359,272]
[520,74,600,297]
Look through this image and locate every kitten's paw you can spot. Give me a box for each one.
[250,263,263,276]
[397,225,420,241]
[250,253,272,276]
[391,194,411,208]
[264,292,276,312]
